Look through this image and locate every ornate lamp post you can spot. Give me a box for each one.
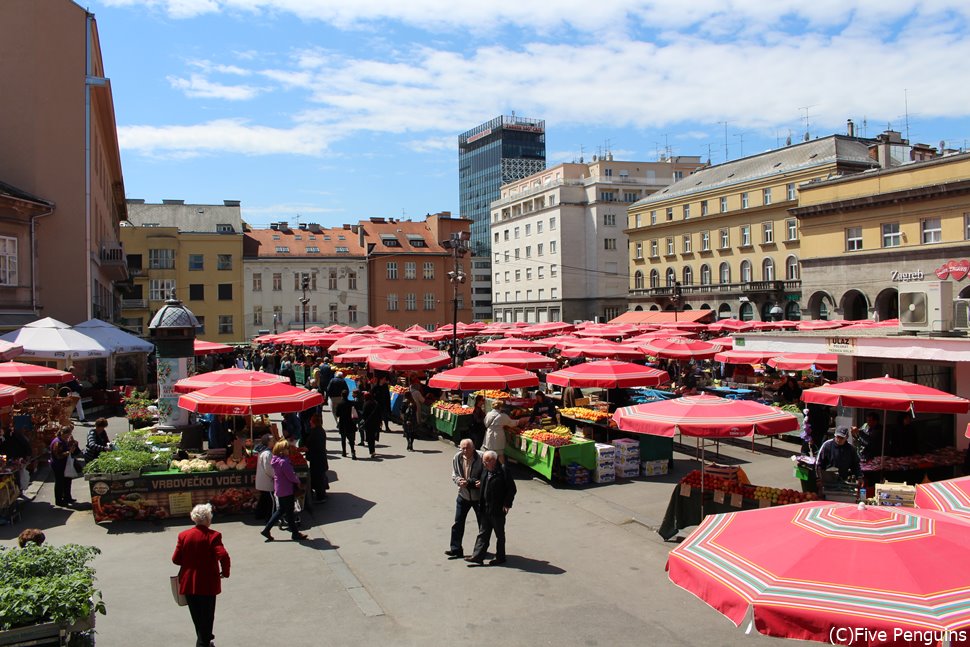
[444,231,470,368]
[148,294,198,432]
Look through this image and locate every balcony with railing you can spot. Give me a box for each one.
[630,280,798,299]
[98,243,129,281]
[122,298,148,310]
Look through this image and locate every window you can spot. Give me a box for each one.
[348,305,358,323]
[674,170,684,180]
[386,262,398,279]
[274,246,289,253]
[634,241,643,259]
[550,264,558,278]
[624,192,638,202]
[762,221,774,244]
[422,262,434,279]
[404,262,416,279]
[216,223,234,233]
[666,207,674,221]
[603,213,616,226]
[525,224,532,235]
[882,223,901,248]
[846,227,863,251]
[650,210,657,225]
[605,238,617,251]
[787,182,797,201]
[719,229,730,249]
[720,197,728,213]
[149,279,175,301]
[514,248,520,260]
[538,288,544,300]
[665,268,676,286]
[526,268,533,281]
[763,187,772,205]
[217,284,231,300]
[503,230,510,241]
[549,241,557,254]
[149,249,175,269]
[325,303,336,323]
[700,264,711,285]
[683,204,690,219]
[537,222,543,234]
[328,270,338,290]
[503,251,509,262]
[218,315,233,335]
[719,262,731,284]
[966,214,970,240]
[405,293,417,311]
[741,192,749,209]
[682,266,693,285]
[407,236,426,248]
[650,240,659,257]
[514,269,521,282]
[537,266,544,279]
[600,191,616,202]
[272,273,282,291]
[217,254,232,270]
[272,234,280,240]
[196,316,205,334]
[740,260,752,282]
[762,258,775,281]
[786,255,799,280]
[634,270,644,290]
[740,225,751,247]
[525,246,532,258]
[551,288,558,299]
[526,289,533,300]
[424,293,435,310]
[253,305,263,326]
[494,232,499,243]
[922,218,942,244]
[700,200,708,216]
[335,246,349,254]
[189,284,204,301]
[380,235,400,247]
[650,269,660,287]
[387,294,399,311]
[347,271,357,290]
[701,231,711,251]
[515,291,521,302]
[786,218,798,241]
[187,254,203,271]
[537,243,544,256]
[306,246,320,253]
[665,237,674,256]
[272,305,282,323]
[514,227,520,239]
[252,273,262,292]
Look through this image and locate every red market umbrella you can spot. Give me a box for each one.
[915,476,970,520]
[373,324,399,333]
[367,348,451,372]
[546,360,669,389]
[707,336,734,348]
[325,325,357,334]
[427,363,539,391]
[707,319,756,333]
[627,331,695,344]
[802,376,970,415]
[477,338,547,352]
[0,384,27,407]
[640,337,722,360]
[0,361,72,386]
[767,353,838,372]
[194,340,233,356]
[667,502,970,645]
[531,335,583,349]
[713,350,777,365]
[333,346,395,364]
[561,341,645,361]
[328,334,394,354]
[657,321,708,331]
[290,333,345,348]
[754,320,799,330]
[797,320,847,331]
[173,368,287,394]
[613,394,798,439]
[465,350,556,370]
[0,340,23,361]
[573,325,638,339]
[376,334,433,349]
[178,378,323,416]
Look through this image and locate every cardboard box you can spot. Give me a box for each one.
[641,460,669,476]
[593,471,615,484]
[594,443,616,456]
[612,439,639,454]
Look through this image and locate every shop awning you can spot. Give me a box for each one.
[609,311,713,325]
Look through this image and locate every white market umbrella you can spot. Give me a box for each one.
[0,317,110,359]
[74,319,154,354]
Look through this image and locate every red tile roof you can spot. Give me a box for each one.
[244,227,366,258]
[359,219,449,254]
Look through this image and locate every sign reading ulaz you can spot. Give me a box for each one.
[891,260,969,282]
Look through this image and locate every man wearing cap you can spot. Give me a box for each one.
[326,371,349,425]
[816,427,862,484]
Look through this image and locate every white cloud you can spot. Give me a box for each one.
[188,59,252,76]
[167,74,263,100]
[118,118,336,157]
[404,135,455,153]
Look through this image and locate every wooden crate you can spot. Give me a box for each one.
[874,481,916,507]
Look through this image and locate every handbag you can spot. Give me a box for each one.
[170,575,187,606]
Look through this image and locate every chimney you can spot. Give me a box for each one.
[269,223,279,231]
[847,119,855,137]
[342,224,351,230]
[298,223,308,230]
[223,200,241,207]
[308,223,322,233]
[278,221,289,231]
[369,217,386,224]
[358,226,365,250]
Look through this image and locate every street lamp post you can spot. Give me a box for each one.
[672,281,683,323]
[444,231,470,368]
[300,275,310,331]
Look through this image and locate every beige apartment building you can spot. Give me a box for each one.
[490,155,704,323]
[626,134,881,321]
[0,0,129,326]
[121,200,245,343]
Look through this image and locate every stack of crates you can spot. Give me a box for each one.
[564,463,590,486]
[593,443,616,484]
[613,439,640,479]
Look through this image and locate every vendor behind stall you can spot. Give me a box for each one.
[529,391,559,424]
[850,412,882,462]
[816,427,862,484]
[776,373,803,404]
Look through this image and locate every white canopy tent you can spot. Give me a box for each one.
[0,317,110,360]
[74,319,153,354]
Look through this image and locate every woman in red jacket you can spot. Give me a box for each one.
[172,503,231,647]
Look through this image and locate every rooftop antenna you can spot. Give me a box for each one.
[707,143,713,164]
[799,105,817,141]
[862,117,868,138]
[578,144,585,164]
[733,132,748,158]
[718,121,729,162]
[786,130,792,147]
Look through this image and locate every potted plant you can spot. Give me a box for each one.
[123,390,155,429]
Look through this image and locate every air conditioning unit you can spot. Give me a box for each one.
[898,281,953,332]
[954,299,970,330]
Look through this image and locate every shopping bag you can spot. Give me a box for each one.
[170,575,187,606]
[64,459,79,479]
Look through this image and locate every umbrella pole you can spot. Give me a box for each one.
[700,442,706,518]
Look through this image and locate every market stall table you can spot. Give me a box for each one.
[431,403,473,439]
[504,432,596,480]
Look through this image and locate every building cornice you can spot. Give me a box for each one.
[791,179,970,218]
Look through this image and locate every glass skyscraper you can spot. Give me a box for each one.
[459,115,545,320]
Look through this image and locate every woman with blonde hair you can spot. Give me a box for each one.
[260,440,308,542]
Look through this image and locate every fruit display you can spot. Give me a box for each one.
[390,385,408,395]
[432,401,474,415]
[475,389,510,399]
[679,470,818,504]
[561,407,611,422]
[522,425,571,439]
[860,446,965,473]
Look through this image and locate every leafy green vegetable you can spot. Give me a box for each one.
[83,448,171,475]
[0,544,106,630]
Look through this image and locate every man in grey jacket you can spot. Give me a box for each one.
[445,439,484,558]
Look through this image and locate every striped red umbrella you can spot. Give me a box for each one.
[367,348,451,372]
[194,340,233,356]
[546,360,669,388]
[333,345,396,364]
[707,336,734,348]
[0,361,72,386]
[767,353,838,372]
[290,332,347,348]
[714,349,778,365]
[915,476,970,520]
[561,341,645,361]
[0,340,23,361]
[465,350,556,370]
[477,338,547,352]
[627,331,695,344]
[531,335,583,349]
[802,376,970,414]
[178,378,322,415]
[328,334,394,354]
[0,383,27,407]
[707,319,757,333]
[173,368,287,394]
[573,325,638,339]
[613,394,798,438]
[640,337,722,360]
[427,363,539,391]
[667,502,970,644]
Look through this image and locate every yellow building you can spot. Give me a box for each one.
[794,151,970,321]
[626,135,878,321]
[120,200,245,343]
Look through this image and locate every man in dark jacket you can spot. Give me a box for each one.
[445,439,483,558]
[302,414,329,502]
[466,450,516,566]
[816,427,862,484]
[326,371,349,425]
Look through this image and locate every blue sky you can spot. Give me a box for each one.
[92,0,970,229]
